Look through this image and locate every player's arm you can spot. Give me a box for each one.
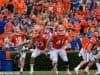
[62,40,69,50]
[21,33,28,45]
[45,36,53,52]
[27,38,34,50]
[87,43,92,53]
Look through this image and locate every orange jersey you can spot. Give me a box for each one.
[63,0,71,10]
[13,0,27,14]
[56,0,62,2]
[5,22,14,33]
[81,20,89,33]
[81,36,90,50]
[73,23,81,33]
[4,0,10,5]
[87,36,98,51]
[32,35,47,50]
[17,3,27,14]
[94,8,100,20]
[52,33,68,49]
[82,5,90,16]
[55,3,63,17]
[90,36,98,46]
[11,32,26,46]
[12,0,19,8]
[0,39,3,48]
[0,34,5,47]
[13,0,24,8]
[0,0,5,7]
[42,2,49,9]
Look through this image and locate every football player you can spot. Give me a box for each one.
[49,25,71,75]
[10,26,27,75]
[83,32,100,75]
[74,32,98,75]
[28,25,49,75]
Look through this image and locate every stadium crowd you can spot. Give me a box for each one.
[0,0,99,51]
[0,0,100,75]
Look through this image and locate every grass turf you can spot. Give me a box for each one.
[2,71,95,75]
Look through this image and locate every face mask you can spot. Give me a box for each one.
[58,30,65,35]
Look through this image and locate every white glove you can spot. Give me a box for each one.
[78,53,81,57]
[30,49,34,52]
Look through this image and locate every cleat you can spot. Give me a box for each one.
[84,70,89,75]
[96,71,100,75]
[19,71,23,75]
[29,71,34,75]
[66,71,72,75]
[74,68,79,75]
[56,71,59,75]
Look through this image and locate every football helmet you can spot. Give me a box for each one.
[57,25,66,35]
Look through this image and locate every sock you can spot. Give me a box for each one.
[54,65,58,74]
[85,66,89,71]
[30,64,34,72]
[96,63,100,71]
[76,64,81,70]
[20,67,23,72]
[66,65,70,72]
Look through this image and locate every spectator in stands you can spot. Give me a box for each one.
[26,0,33,15]
[7,0,14,13]
[0,14,6,34]
[70,31,80,50]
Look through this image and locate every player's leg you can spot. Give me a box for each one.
[19,52,26,75]
[30,49,41,74]
[84,53,95,75]
[84,60,95,75]
[95,52,100,75]
[96,61,100,75]
[74,48,88,74]
[19,46,27,75]
[50,50,58,75]
[30,58,35,74]
[59,49,72,75]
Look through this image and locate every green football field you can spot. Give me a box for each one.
[1,71,96,75]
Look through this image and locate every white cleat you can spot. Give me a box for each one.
[55,71,59,75]
[74,68,79,75]
[96,71,100,75]
[29,71,34,75]
[66,71,72,75]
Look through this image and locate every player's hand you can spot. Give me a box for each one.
[78,53,81,57]
[30,49,34,52]
[44,48,49,53]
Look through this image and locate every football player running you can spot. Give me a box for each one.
[74,32,98,75]
[83,32,100,75]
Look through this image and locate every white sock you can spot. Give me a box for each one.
[20,67,23,72]
[85,66,89,71]
[54,65,58,74]
[76,64,81,70]
[30,64,34,72]
[67,69,69,72]
[96,63,100,71]
[54,65,57,71]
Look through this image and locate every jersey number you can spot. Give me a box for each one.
[56,40,64,45]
